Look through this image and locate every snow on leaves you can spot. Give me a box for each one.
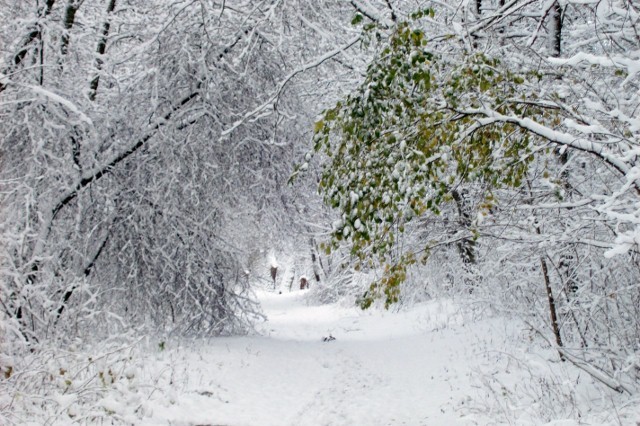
[314,23,550,307]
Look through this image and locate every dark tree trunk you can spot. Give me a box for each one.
[54,232,109,322]
[549,1,562,57]
[309,237,322,283]
[270,266,278,289]
[89,0,117,101]
[451,189,477,266]
[540,253,565,360]
[13,0,56,66]
[60,0,81,56]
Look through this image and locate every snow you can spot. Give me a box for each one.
[268,254,279,269]
[7,291,639,425]
[23,84,94,126]
[137,291,483,426]
[130,291,639,426]
[547,51,640,85]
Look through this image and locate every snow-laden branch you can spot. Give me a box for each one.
[0,0,57,93]
[21,83,93,126]
[24,90,199,274]
[526,0,559,48]
[548,52,640,85]
[467,0,536,35]
[529,322,634,394]
[515,198,596,210]
[221,35,361,137]
[350,0,393,28]
[50,90,200,222]
[461,107,633,179]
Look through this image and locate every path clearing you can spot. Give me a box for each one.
[144,290,499,425]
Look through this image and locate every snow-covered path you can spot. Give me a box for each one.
[145,291,492,425]
[11,287,638,425]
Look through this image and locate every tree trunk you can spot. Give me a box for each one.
[89,0,117,101]
[549,1,562,57]
[475,0,482,16]
[270,266,278,289]
[288,266,295,292]
[54,231,110,322]
[538,241,565,361]
[451,189,477,266]
[310,238,322,284]
[61,0,81,56]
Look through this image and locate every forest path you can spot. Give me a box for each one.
[259,290,476,426]
[146,290,493,425]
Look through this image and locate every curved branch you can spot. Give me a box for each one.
[51,90,200,222]
[221,35,361,137]
[459,108,632,181]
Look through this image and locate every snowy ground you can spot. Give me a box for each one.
[125,289,635,426]
[8,289,639,425]
[143,290,482,426]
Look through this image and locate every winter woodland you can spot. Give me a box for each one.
[1,0,639,424]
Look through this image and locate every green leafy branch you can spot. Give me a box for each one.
[309,21,558,307]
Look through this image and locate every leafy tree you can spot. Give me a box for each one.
[313,21,547,307]
[309,0,640,391]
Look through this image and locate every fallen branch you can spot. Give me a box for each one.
[528,322,633,395]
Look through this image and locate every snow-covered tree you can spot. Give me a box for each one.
[310,0,639,390]
[0,0,364,349]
